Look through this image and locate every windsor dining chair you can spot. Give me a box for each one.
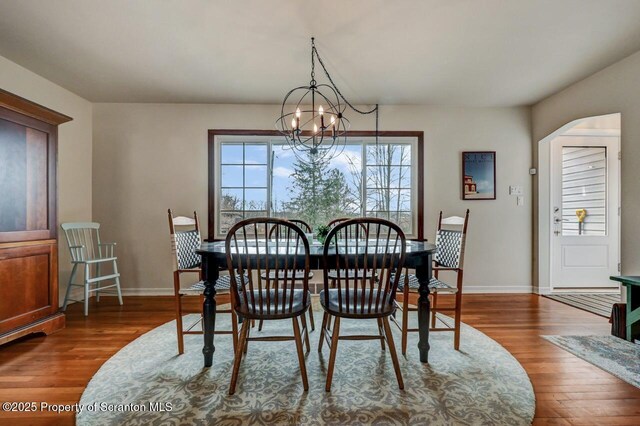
[318,218,407,391]
[260,218,315,332]
[288,219,312,233]
[226,218,312,395]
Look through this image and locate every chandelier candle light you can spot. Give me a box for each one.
[276,37,380,163]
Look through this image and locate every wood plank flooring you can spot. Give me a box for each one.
[0,294,639,425]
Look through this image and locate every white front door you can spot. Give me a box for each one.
[551,135,620,289]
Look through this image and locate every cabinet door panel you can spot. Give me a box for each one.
[0,242,58,334]
[26,127,49,230]
[0,109,56,243]
[0,118,27,232]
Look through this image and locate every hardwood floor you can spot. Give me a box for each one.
[0,294,638,425]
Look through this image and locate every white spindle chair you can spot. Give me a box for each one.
[61,222,123,316]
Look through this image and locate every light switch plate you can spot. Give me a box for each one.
[509,185,523,196]
[517,196,524,206]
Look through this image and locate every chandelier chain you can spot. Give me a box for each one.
[312,45,378,116]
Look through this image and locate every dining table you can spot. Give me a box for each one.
[196,239,437,368]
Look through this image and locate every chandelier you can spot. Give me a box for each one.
[276,37,379,163]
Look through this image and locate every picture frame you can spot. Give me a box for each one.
[462,151,496,200]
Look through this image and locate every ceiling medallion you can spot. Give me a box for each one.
[276,37,379,163]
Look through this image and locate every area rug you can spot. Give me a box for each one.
[543,335,640,388]
[544,293,620,317]
[77,310,535,425]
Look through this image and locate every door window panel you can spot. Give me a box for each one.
[561,146,606,236]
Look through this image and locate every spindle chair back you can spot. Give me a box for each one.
[60,222,123,316]
[225,218,311,395]
[263,218,315,331]
[318,218,407,391]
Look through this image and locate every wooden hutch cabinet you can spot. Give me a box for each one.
[0,89,72,345]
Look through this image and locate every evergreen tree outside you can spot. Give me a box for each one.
[283,152,356,229]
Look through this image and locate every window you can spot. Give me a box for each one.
[561,146,607,236]
[210,131,423,239]
[219,143,269,229]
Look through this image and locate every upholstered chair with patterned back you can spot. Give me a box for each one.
[393,209,469,354]
[168,209,239,355]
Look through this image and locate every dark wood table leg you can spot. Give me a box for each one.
[627,284,640,342]
[202,258,219,368]
[415,255,433,363]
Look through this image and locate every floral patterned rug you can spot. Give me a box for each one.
[543,335,640,388]
[78,311,535,425]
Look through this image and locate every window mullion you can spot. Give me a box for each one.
[360,141,367,217]
[267,140,272,218]
[242,142,246,219]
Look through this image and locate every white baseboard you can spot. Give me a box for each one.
[535,287,552,295]
[112,285,534,296]
[461,285,532,294]
[120,288,175,296]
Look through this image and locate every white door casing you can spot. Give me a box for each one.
[551,135,620,289]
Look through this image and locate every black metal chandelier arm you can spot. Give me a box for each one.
[311,45,378,116]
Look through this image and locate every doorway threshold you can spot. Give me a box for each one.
[544,292,620,318]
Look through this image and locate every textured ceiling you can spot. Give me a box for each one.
[1,0,640,106]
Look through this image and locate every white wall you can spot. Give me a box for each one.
[92,104,532,295]
[0,55,93,305]
[532,50,640,280]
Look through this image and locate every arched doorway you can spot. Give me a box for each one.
[537,113,621,300]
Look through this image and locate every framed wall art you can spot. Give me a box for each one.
[462,151,496,200]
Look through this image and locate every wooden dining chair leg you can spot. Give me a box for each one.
[231,310,239,354]
[454,291,462,351]
[173,272,185,355]
[377,318,386,350]
[229,321,250,395]
[431,292,438,328]
[258,320,264,331]
[383,317,404,390]
[292,317,309,391]
[326,279,337,331]
[244,323,251,354]
[401,285,409,356]
[318,312,329,352]
[453,271,464,350]
[300,312,311,353]
[175,296,185,355]
[307,302,315,331]
[325,316,341,392]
